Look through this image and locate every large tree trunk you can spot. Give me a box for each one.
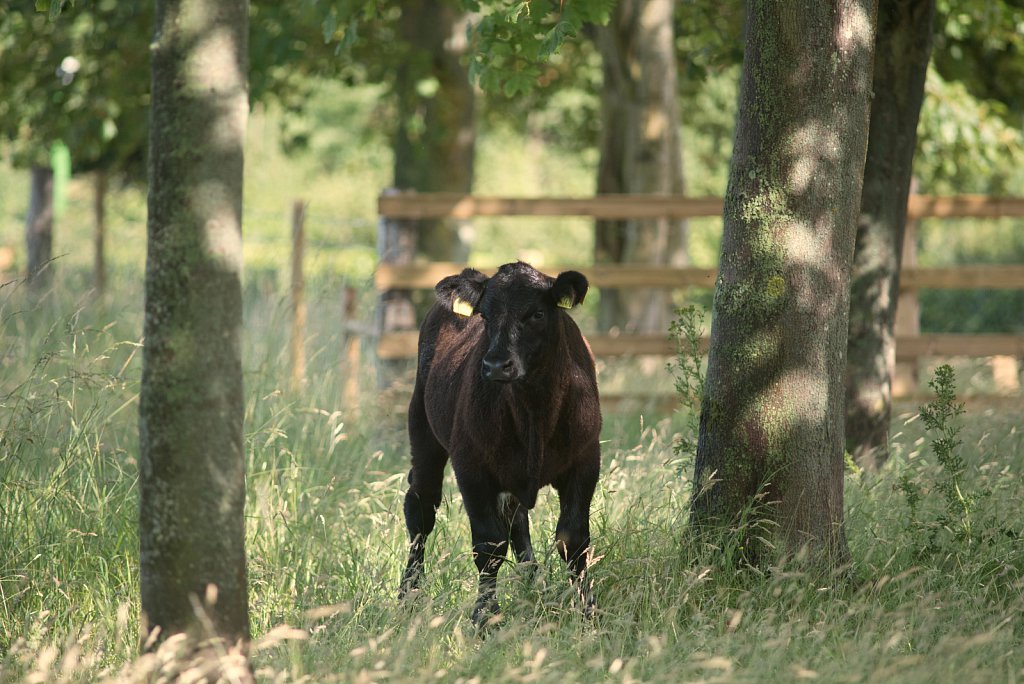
[393,0,475,263]
[139,0,251,672]
[594,0,686,334]
[845,0,934,471]
[691,1,877,571]
[25,164,54,291]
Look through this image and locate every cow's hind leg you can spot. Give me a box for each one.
[552,453,600,616]
[400,394,448,597]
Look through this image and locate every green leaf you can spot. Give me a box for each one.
[508,2,531,23]
[539,20,576,59]
[339,21,359,54]
[322,8,338,44]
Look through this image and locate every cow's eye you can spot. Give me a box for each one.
[531,310,545,321]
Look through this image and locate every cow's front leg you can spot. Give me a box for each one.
[501,494,537,580]
[553,454,599,617]
[462,489,508,629]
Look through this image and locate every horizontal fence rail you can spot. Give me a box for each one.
[376,263,1024,292]
[379,192,1024,220]
[375,192,1024,374]
[377,332,1024,361]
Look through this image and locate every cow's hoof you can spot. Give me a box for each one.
[471,598,501,633]
[514,560,539,584]
[398,571,423,600]
[575,584,596,619]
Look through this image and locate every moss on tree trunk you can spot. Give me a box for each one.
[691,0,878,571]
[139,0,251,664]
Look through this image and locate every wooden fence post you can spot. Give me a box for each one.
[894,194,920,398]
[25,164,54,292]
[290,200,307,392]
[990,355,1021,393]
[94,170,107,296]
[0,246,13,282]
[342,286,362,405]
[376,188,418,390]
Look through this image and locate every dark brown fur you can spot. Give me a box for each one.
[399,262,602,627]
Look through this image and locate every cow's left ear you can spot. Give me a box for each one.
[435,268,489,316]
[551,270,588,309]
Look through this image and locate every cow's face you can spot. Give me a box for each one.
[435,262,588,383]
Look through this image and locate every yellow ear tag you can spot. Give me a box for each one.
[557,296,573,309]
[452,297,474,317]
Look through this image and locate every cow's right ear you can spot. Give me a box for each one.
[551,270,589,309]
[435,268,488,317]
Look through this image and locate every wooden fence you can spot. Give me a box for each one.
[374,192,1024,382]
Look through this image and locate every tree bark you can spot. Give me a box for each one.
[594,0,686,334]
[393,0,475,263]
[139,0,251,670]
[25,164,54,291]
[845,0,934,471]
[691,1,877,571]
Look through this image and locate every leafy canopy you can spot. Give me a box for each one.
[463,0,614,97]
[312,0,613,97]
[0,2,151,173]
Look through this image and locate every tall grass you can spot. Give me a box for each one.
[1,271,1022,682]
[1,96,1022,680]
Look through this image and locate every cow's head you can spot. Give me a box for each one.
[435,262,588,383]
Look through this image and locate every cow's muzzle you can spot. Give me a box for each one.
[482,355,518,383]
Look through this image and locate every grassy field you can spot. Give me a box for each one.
[2,92,1023,682]
[1,269,1022,682]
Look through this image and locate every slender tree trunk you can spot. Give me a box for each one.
[846,0,934,471]
[594,0,686,334]
[25,164,54,291]
[94,169,107,296]
[393,0,475,263]
[139,0,251,672]
[691,1,877,571]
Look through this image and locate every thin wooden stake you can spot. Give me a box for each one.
[342,286,361,406]
[94,170,107,296]
[290,200,307,392]
[893,189,920,398]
